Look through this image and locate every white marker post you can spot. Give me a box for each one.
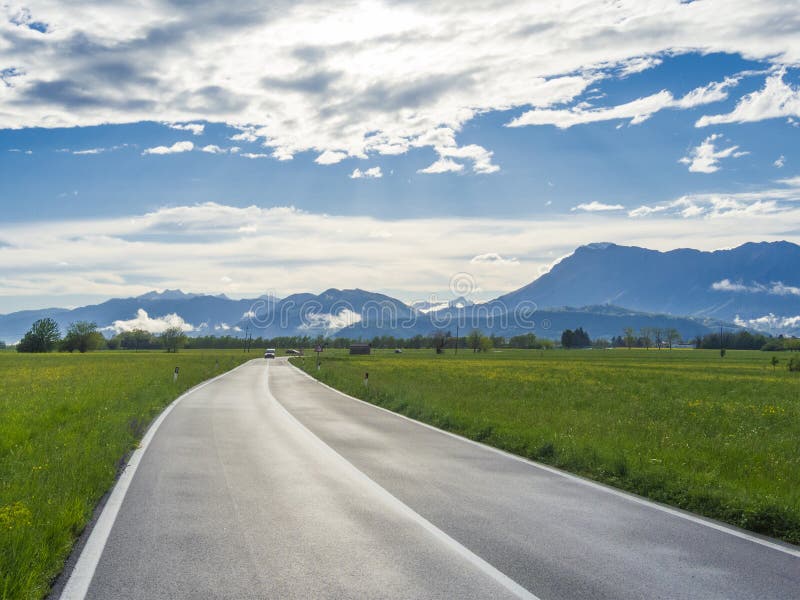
[364,372,369,388]
[173,366,179,383]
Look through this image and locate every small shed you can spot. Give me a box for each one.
[349,343,371,355]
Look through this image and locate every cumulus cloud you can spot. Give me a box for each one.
[299,308,362,333]
[106,308,195,334]
[350,166,382,179]
[679,134,747,173]
[734,313,800,332]
[315,150,348,165]
[774,155,785,168]
[2,2,798,170]
[241,152,269,159]
[696,70,800,127]
[142,141,194,155]
[571,201,625,212]
[169,123,205,135]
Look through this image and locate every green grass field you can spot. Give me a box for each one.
[293,348,800,545]
[0,350,252,600]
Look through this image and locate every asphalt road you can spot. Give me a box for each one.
[67,358,799,599]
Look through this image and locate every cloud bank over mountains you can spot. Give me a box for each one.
[2,174,800,309]
[1,0,799,172]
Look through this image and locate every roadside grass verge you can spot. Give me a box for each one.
[292,349,800,545]
[0,350,251,600]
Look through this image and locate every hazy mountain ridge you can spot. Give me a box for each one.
[1,241,797,342]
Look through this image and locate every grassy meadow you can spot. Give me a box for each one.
[293,348,800,545]
[0,350,252,600]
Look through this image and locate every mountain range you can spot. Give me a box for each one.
[1,241,797,343]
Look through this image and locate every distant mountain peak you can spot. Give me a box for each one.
[581,242,619,251]
[499,240,800,334]
[136,289,198,301]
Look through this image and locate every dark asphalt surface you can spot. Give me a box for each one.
[79,358,799,599]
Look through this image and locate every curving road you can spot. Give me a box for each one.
[61,358,800,599]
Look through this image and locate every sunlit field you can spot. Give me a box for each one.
[293,348,800,545]
[0,350,252,600]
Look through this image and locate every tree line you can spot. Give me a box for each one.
[11,317,798,354]
[15,318,188,353]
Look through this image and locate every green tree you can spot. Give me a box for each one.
[623,327,635,349]
[561,329,574,348]
[119,329,157,350]
[17,318,61,353]
[61,321,104,353]
[160,327,187,353]
[467,330,482,353]
[665,328,680,349]
[640,327,652,350]
[479,335,493,353]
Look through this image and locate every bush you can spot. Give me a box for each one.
[762,339,786,351]
[788,357,800,372]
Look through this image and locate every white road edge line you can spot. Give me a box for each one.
[59,360,254,600]
[265,362,541,600]
[287,360,800,559]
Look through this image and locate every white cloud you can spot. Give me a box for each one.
[571,201,625,212]
[241,152,269,159]
[315,150,348,165]
[711,279,751,293]
[507,77,739,129]
[470,253,519,265]
[696,70,800,127]
[169,123,205,135]
[142,141,194,155]
[2,2,798,169]
[106,308,195,334]
[774,155,785,168]
[618,56,663,77]
[437,144,499,174]
[418,157,464,174]
[69,143,130,155]
[350,166,383,179]
[299,308,362,333]
[201,144,225,153]
[73,148,103,155]
[4,189,800,311]
[629,175,800,219]
[679,134,747,173]
[712,279,800,296]
[734,313,800,332]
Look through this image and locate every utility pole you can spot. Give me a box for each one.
[455,324,459,355]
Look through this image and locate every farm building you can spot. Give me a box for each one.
[349,343,371,355]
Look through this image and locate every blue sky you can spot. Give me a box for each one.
[1,1,800,312]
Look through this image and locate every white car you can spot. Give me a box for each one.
[264,349,276,359]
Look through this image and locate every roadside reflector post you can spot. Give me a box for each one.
[173,366,180,382]
[364,372,369,388]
